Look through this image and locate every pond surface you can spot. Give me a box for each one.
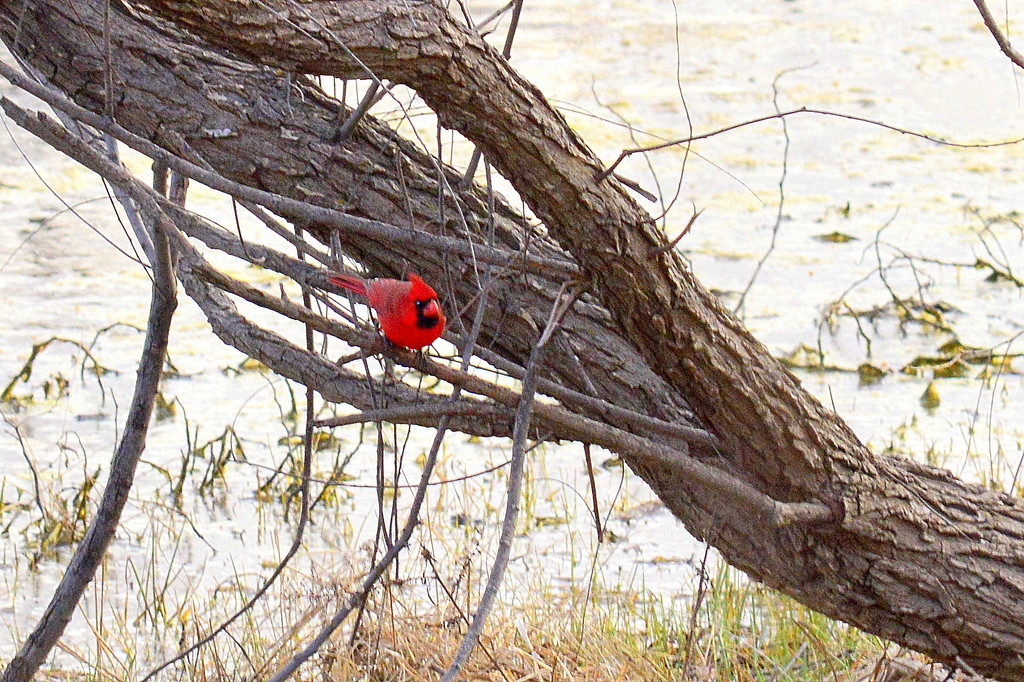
[1,0,1023,671]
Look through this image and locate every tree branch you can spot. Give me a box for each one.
[8,1,1024,677]
[973,0,1024,69]
[441,271,553,681]
[1,180,177,682]
[0,7,702,441]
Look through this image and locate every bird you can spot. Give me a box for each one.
[328,272,446,350]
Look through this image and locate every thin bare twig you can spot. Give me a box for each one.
[474,0,515,31]
[597,105,1024,182]
[440,278,571,681]
[0,64,577,279]
[1,416,44,520]
[583,443,603,541]
[332,80,381,144]
[1,196,176,682]
[649,206,702,257]
[734,66,806,315]
[461,0,524,187]
[972,0,1024,69]
[313,401,507,427]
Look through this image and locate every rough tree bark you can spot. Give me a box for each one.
[3,0,1024,679]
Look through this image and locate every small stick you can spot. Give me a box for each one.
[583,443,603,541]
[611,171,657,202]
[649,206,703,257]
[439,283,565,682]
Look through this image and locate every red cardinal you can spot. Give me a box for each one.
[328,272,446,350]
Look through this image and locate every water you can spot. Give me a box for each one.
[2,0,1023,671]
[507,0,1024,454]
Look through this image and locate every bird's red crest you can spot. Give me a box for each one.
[407,272,438,300]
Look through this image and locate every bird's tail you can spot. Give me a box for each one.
[328,274,367,296]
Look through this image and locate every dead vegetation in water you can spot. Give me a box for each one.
[772,206,1024,389]
[0,329,993,682]
[1,269,1006,681]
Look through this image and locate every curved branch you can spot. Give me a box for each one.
[105,2,1024,678]
[973,0,1024,69]
[1,189,177,682]
[0,0,701,435]
[599,105,1024,180]
[8,1,1024,678]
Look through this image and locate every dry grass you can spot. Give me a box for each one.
[327,597,685,681]
[309,574,942,682]
[0,340,957,682]
[2,479,954,682]
[141,559,926,682]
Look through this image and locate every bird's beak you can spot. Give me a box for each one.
[423,299,441,318]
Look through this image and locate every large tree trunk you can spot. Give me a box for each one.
[3,0,1024,678]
